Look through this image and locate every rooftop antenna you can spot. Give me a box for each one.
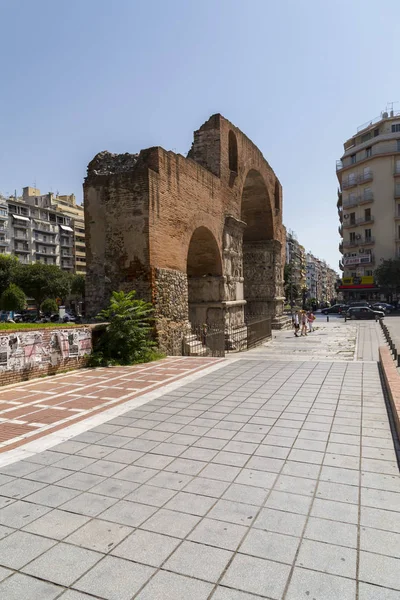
[387,101,399,117]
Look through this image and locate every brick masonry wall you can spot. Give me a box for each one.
[84,114,288,345]
[0,326,92,386]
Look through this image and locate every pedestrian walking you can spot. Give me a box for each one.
[293,312,300,337]
[307,311,315,333]
[301,311,308,336]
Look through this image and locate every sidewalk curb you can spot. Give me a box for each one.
[379,346,400,442]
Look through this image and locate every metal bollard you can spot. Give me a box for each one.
[327,315,329,322]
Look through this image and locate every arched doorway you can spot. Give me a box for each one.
[187,227,223,324]
[240,170,275,317]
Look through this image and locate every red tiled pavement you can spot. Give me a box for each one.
[0,357,223,452]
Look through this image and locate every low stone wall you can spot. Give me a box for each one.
[0,326,92,386]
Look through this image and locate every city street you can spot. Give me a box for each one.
[0,321,398,599]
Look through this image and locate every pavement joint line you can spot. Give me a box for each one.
[0,359,235,469]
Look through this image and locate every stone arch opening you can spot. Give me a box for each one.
[274,179,280,212]
[228,130,238,173]
[187,227,223,324]
[240,170,275,316]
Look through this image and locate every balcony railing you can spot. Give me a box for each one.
[343,192,374,208]
[343,237,375,249]
[337,140,400,171]
[343,216,374,228]
[34,238,58,246]
[0,238,10,245]
[338,224,343,236]
[341,171,373,189]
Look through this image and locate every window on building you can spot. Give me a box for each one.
[396,160,400,175]
[228,130,238,173]
[351,272,357,278]
[364,187,372,200]
[364,208,371,221]
[391,124,400,133]
[348,173,356,185]
[366,270,373,276]
[396,183,400,197]
[350,232,356,242]
[365,229,372,241]
[361,132,372,143]
[397,204,400,217]
[397,140,400,152]
[366,147,372,158]
[349,212,356,225]
[351,154,356,164]
[364,166,371,178]
[374,128,379,137]
[398,225,400,240]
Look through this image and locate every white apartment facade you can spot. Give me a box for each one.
[337,109,400,299]
[0,188,81,272]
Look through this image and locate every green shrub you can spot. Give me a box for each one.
[41,298,58,316]
[91,290,163,366]
[0,284,27,312]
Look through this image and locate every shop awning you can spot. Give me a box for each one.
[59,225,73,232]
[12,214,30,221]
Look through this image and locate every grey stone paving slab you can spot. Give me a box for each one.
[240,528,299,564]
[360,506,400,533]
[0,565,12,582]
[111,529,180,566]
[359,550,400,590]
[211,588,264,600]
[167,541,233,584]
[23,465,74,484]
[296,538,357,578]
[285,567,357,600]
[74,555,154,599]
[360,526,400,558]
[135,570,213,600]
[358,582,400,599]
[188,517,247,550]
[0,573,63,600]
[100,499,157,527]
[0,477,47,499]
[145,470,193,490]
[66,519,132,553]
[23,509,89,540]
[141,508,200,538]
[24,484,82,507]
[164,490,216,515]
[59,589,102,599]
[0,530,56,569]
[304,516,358,548]
[0,499,51,528]
[89,477,139,499]
[208,498,257,526]
[221,553,291,599]
[60,491,117,517]
[22,542,102,586]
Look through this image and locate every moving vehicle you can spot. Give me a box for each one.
[321,304,347,315]
[348,301,371,308]
[371,302,394,314]
[345,306,385,320]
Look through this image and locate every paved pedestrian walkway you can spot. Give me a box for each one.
[0,355,398,599]
[0,358,220,452]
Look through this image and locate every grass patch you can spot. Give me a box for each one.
[0,322,79,331]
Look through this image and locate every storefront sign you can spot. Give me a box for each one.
[343,256,372,266]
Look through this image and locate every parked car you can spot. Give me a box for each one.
[321,304,347,315]
[371,302,394,314]
[348,301,371,308]
[345,307,385,320]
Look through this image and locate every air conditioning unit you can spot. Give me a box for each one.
[344,214,349,219]
[356,234,362,239]
[359,249,365,253]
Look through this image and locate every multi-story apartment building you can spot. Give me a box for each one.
[286,230,306,301]
[52,193,86,274]
[306,252,338,304]
[0,187,85,274]
[337,109,400,300]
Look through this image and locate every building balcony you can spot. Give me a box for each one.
[359,237,375,246]
[34,239,57,246]
[33,225,58,234]
[343,237,375,249]
[14,233,28,240]
[14,247,30,253]
[0,238,10,246]
[339,260,344,271]
[36,250,56,256]
[343,216,374,228]
[337,141,400,171]
[341,171,373,189]
[343,191,374,209]
[339,242,343,253]
[338,224,343,236]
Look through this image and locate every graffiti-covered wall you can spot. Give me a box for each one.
[0,326,92,386]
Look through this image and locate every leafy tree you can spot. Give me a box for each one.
[90,290,159,366]
[14,263,72,310]
[71,274,85,298]
[0,284,27,312]
[0,254,18,296]
[284,264,299,304]
[374,259,400,297]
[41,298,58,316]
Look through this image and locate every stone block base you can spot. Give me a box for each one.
[271,315,292,330]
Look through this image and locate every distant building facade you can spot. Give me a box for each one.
[0,187,85,274]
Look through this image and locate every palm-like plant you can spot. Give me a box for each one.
[93,290,156,365]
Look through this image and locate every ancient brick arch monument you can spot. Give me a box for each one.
[84,114,287,354]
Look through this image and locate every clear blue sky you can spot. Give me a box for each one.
[1,0,398,272]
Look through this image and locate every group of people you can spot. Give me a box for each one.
[292,310,315,337]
